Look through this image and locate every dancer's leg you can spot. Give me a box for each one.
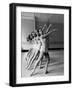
[26,50,39,69]
[31,60,40,76]
[45,52,50,74]
[25,48,33,62]
[31,51,43,76]
[40,56,43,69]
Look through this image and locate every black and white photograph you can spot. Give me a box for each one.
[21,12,64,77]
[10,3,71,86]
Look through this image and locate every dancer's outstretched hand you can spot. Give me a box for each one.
[42,24,56,38]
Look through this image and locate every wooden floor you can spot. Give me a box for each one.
[47,50,64,76]
[21,50,64,77]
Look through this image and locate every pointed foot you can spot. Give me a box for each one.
[45,71,49,74]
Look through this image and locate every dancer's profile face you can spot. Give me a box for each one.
[34,30,38,37]
[31,32,35,39]
[30,34,34,40]
[38,29,42,36]
[27,37,29,41]
[27,35,32,41]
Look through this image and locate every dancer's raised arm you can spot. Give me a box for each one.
[42,24,47,31]
[45,24,52,33]
[42,28,56,38]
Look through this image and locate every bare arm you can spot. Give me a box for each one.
[45,24,52,33]
[42,29,56,38]
[42,24,47,31]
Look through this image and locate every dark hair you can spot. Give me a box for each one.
[27,30,38,41]
[31,31,38,38]
[27,34,32,41]
[34,32,37,37]
[38,29,42,36]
